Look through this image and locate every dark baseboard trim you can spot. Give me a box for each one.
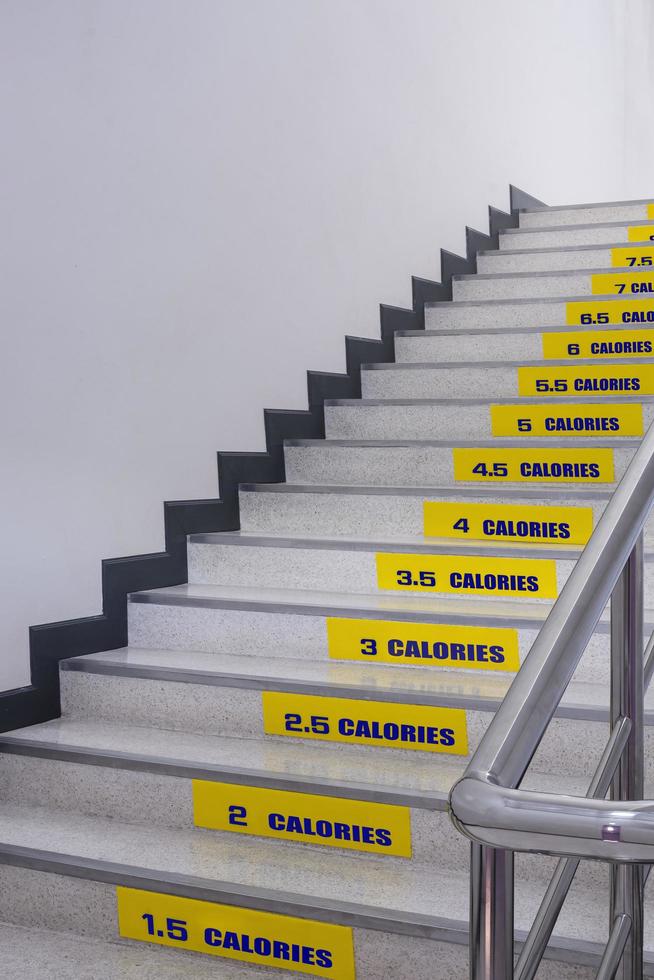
[0,183,544,734]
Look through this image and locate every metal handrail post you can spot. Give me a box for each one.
[610,535,645,979]
[470,842,513,979]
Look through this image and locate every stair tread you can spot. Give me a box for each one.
[0,921,283,980]
[60,647,654,720]
[363,357,654,369]
[241,482,612,500]
[188,529,583,559]
[0,800,652,951]
[128,581,559,624]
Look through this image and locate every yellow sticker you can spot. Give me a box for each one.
[628,225,654,242]
[326,617,520,671]
[591,271,654,296]
[566,298,654,326]
[517,364,654,397]
[193,780,412,857]
[423,500,593,545]
[611,247,654,269]
[542,329,654,359]
[376,551,558,598]
[452,447,615,483]
[491,403,643,437]
[649,205,654,219]
[262,691,468,755]
[117,887,355,978]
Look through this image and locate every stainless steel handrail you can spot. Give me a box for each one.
[449,420,654,978]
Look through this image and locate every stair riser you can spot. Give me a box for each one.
[325,402,654,440]
[426,298,654,331]
[395,330,654,364]
[500,224,654,250]
[283,444,635,489]
[239,488,609,539]
[127,600,612,685]
[0,754,451,868]
[187,542,575,601]
[361,365,654,402]
[60,671,630,780]
[0,865,471,980]
[519,204,652,228]
[452,271,654,301]
[478,245,636,275]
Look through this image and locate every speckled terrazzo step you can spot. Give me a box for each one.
[452,267,654,301]
[0,922,300,980]
[394,325,654,364]
[324,396,654,440]
[361,358,653,400]
[0,714,588,873]
[238,481,616,539]
[499,219,654,251]
[54,646,654,781]
[0,803,652,978]
[518,200,654,229]
[283,437,637,488]
[478,240,654,275]
[185,530,581,601]
[426,294,654,331]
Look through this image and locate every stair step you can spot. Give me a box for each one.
[0,921,287,980]
[453,267,654,301]
[57,641,650,777]
[395,325,654,365]
[186,530,581,601]
[325,396,653,440]
[239,481,616,542]
[518,199,653,228]
[283,437,636,488]
[478,240,654,275]
[0,802,651,978]
[361,359,653,401]
[426,293,654,332]
[0,714,587,871]
[499,219,654,251]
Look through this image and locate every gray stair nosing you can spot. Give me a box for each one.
[187,532,582,560]
[502,218,654,236]
[326,396,654,407]
[479,240,654,258]
[284,437,638,448]
[0,736,442,809]
[519,197,654,214]
[60,654,631,724]
[362,356,654,370]
[396,324,650,337]
[0,841,649,969]
[454,265,654,282]
[426,292,654,310]
[238,482,612,501]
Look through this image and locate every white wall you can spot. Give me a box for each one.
[1,0,653,692]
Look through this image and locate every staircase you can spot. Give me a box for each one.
[2,196,654,979]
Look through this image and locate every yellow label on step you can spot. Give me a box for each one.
[375,552,558,598]
[117,887,355,978]
[628,225,654,242]
[611,246,654,268]
[542,329,654,360]
[453,447,615,483]
[649,205,654,219]
[262,691,468,755]
[423,500,593,545]
[517,364,654,397]
[193,780,412,857]
[491,403,643,437]
[326,617,520,671]
[591,271,654,296]
[566,298,654,326]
